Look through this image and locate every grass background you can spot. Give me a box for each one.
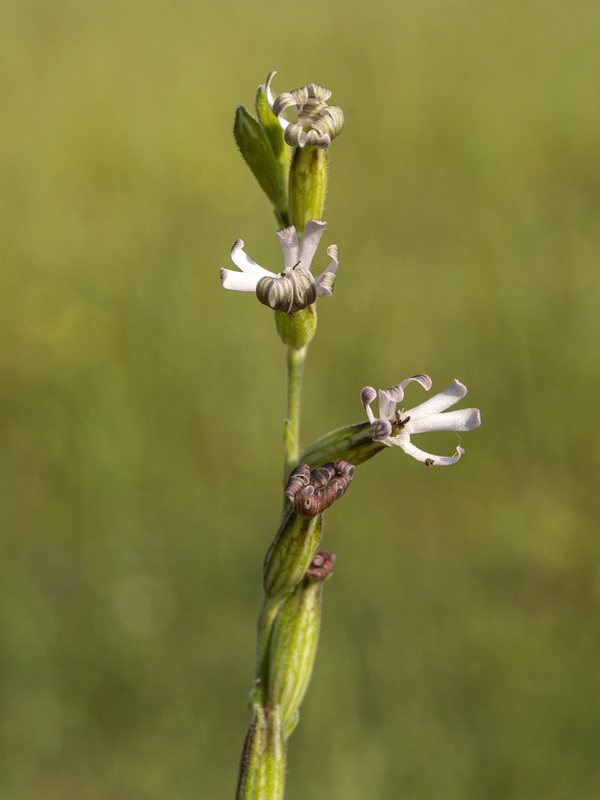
[1,0,600,798]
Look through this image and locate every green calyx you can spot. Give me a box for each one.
[275,306,317,349]
[235,703,285,800]
[267,575,325,737]
[300,422,388,468]
[263,511,322,600]
[289,146,329,236]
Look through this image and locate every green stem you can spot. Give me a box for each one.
[284,345,306,479]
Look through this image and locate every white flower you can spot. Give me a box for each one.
[360,375,481,466]
[220,220,339,311]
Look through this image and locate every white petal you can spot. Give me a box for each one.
[400,374,432,392]
[220,269,259,292]
[407,408,481,434]
[314,244,339,297]
[230,240,274,279]
[378,387,400,419]
[272,92,295,131]
[298,220,327,269]
[276,226,300,270]
[395,439,465,466]
[406,379,468,420]
[265,71,277,108]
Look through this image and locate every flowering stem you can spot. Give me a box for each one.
[284,345,306,479]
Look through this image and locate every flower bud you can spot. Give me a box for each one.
[307,549,336,581]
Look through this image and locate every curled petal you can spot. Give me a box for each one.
[395,439,465,467]
[408,408,481,435]
[378,374,432,418]
[230,239,274,279]
[315,244,339,298]
[315,105,345,141]
[372,418,393,442]
[284,124,331,148]
[273,91,300,119]
[256,268,316,312]
[284,464,311,500]
[265,71,277,108]
[408,379,468,420]
[402,373,433,392]
[360,387,377,420]
[304,84,332,104]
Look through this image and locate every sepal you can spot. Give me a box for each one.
[300,422,387,468]
[288,146,328,236]
[275,306,317,349]
[233,105,288,224]
[263,511,322,600]
[256,81,290,178]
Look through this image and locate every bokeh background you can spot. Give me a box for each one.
[2,0,600,798]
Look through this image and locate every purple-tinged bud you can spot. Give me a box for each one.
[307,550,336,581]
[284,464,311,501]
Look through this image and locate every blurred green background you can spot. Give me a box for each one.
[2,0,600,798]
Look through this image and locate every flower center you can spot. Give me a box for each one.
[391,412,411,435]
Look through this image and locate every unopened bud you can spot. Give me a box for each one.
[307,550,336,581]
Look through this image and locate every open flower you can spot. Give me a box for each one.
[265,72,344,148]
[220,220,339,313]
[360,375,481,466]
